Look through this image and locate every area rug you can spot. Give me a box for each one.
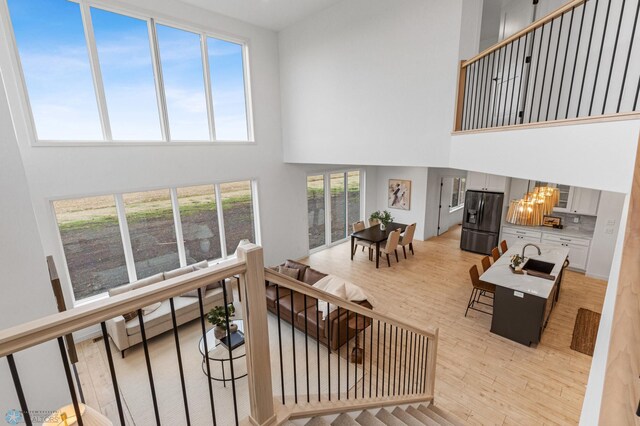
[570,308,601,356]
[104,312,380,425]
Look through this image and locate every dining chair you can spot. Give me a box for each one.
[481,255,492,273]
[352,221,374,259]
[500,240,508,254]
[368,218,380,227]
[379,229,401,267]
[491,247,501,262]
[465,264,496,317]
[399,223,416,258]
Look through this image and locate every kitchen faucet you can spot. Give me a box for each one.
[522,243,542,258]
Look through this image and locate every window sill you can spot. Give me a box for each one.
[449,205,464,214]
[32,140,257,148]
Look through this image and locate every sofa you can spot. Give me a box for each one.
[106,260,231,357]
[265,259,372,351]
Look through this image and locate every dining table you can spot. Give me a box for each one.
[350,222,407,268]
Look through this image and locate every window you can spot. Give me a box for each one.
[307,170,363,250]
[307,175,326,250]
[220,181,255,254]
[7,2,252,142]
[91,8,162,140]
[450,177,466,211]
[208,38,249,140]
[7,0,102,140]
[54,196,128,300]
[177,185,222,263]
[55,180,258,301]
[156,25,210,140]
[123,190,180,278]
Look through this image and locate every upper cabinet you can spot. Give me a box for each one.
[569,188,600,216]
[467,172,507,192]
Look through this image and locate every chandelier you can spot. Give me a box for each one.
[506,186,559,226]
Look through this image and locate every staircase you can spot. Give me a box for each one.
[285,403,466,425]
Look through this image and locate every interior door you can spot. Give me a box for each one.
[438,177,454,236]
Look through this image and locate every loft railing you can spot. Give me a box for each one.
[454,0,640,132]
[0,244,439,426]
[264,270,438,422]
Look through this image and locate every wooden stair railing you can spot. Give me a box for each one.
[454,0,640,132]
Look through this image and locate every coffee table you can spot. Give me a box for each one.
[350,222,407,268]
[198,319,247,386]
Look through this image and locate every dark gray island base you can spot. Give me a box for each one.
[480,243,569,346]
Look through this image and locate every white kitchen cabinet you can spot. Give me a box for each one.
[570,187,600,215]
[502,227,542,249]
[467,172,507,192]
[541,234,591,271]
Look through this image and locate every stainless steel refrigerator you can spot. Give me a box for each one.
[460,190,504,255]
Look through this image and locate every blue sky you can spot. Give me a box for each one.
[8,0,248,141]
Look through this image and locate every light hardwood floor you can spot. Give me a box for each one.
[76,225,606,425]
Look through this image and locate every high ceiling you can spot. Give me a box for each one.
[178,0,345,31]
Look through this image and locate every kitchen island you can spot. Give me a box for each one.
[480,243,570,346]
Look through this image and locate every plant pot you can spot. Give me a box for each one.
[380,222,386,231]
[228,323,238,334]
[213,326,226,340]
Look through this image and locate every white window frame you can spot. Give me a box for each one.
[307,169,365,254]
[0,0,255,145]
[51,178,261,306]
[449,177,466,213]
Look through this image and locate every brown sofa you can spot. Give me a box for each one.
[265,259,372,351]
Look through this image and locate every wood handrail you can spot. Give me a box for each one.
[598,138,640,423]
[265,269,438,340]
[0,260,246,357]
[462,0,586,68]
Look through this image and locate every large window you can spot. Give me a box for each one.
[6,1,252,142]
[53,196,128,300]
[450,177,466,211]
[307,170,363,251]
[54,180,259,301]
[7,0,102,140]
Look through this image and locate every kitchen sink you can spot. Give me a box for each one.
[523,259,555,275]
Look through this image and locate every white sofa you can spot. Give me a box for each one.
[105,260,232,357]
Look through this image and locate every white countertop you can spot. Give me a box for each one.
[502,224,593,239]
[480,243,570,299]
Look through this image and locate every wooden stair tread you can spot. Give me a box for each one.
[356,410,386,426]
[406,405,440,426]
[376,408,408,425]
[428,405,466,426]
[391,407,425,426]
[417,405,454,426]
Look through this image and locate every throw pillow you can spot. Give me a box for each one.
[345,282,368,302]
[143,302,162,316]
[278,265,300,280]
[313,277,347,320]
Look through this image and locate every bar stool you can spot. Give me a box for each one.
[500,240,508,254]
[491,247,501,262]
[465,264,496,317]
[481,255,492,273]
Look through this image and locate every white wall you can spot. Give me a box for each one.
[373,167,429,240]
[425,168,468,239]
[586,191,626,280]
[0,71,69,418]
[279,0,473,167]
[450,119,640,194]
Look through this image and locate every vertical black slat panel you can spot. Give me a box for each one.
[221,283,239,426]
[397,329,404,396]
[275,285,285,404]
[346,310,350,400]
[618,0,640,112]
[515,32,530,123]
[489,47,503,126]
[369,319,374,398]
[198,290,217,425]
[536,20,555,122]
[362,317,366,399]
[381,322,386,397]
[303,296,310,403]
[402,331,409,395]
[635,77,640,110]
[375,321,380,397]
[501,41,516,126]
[496,44,509,126]
[57,337,84,426]
[100,323,126,426]
[137,310,161,426]
[474,60,483,128]
[406,333,413,394]
[476,57,487,129]
[528,25,546,123]
[167,301,190,426]
[556,8,576,120]
[469,62,478,129]
[589,0,613,115]
[546,14,565,121]
[417,336,425,394]
[327,302,332,401]
[482,51,496,128]
[316,300,321,402]
[507,37,522,125]
[577,0,601,116]
[519,28,537,123]
[567,2,589,118]
[392,326,398,396]
[7,355,33,426]
[337,306,341,400]
[602,0,627,114]
[354,312,358,399]
[411,333,418,394]
[290,288,298,404]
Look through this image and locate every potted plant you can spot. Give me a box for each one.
[510,254,525,272]
[370,210,394,230]
[206,303,237,339]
